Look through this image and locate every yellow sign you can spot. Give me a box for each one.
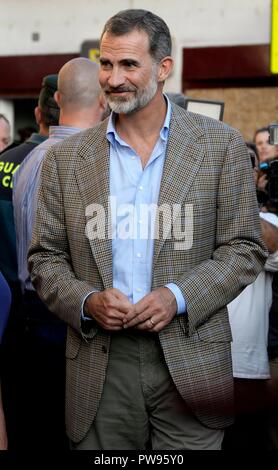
[80,41,100,63]
[271,0,278,73]
[89,48,100,64]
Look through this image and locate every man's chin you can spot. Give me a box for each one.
[108,99,137,114]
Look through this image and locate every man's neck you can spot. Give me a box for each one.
[38,124,49,137]
[115,92,167,168]
[59,108,101,130]
[115,92,167,141]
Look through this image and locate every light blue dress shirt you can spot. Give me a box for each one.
[106,96,186,314]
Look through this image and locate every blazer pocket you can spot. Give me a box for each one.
[196,322,232,343]
[178,315,189,336]
[66,328,82,359]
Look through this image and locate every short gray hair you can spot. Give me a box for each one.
[101,9,172,63]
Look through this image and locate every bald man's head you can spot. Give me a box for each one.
[57,58,101,111]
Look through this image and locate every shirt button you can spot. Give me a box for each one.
[136,253,142,258]
[131,156,136,160]
[138,186,143,191]
[136,287,142,293]
[138,219,143,224]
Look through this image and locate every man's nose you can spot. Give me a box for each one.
[107,67,125,88]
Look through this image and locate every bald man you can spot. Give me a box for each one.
[11,58,106,451]
[14,58,106,303]
[0,114,11,153]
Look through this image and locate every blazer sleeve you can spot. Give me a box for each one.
[174,128,268,335]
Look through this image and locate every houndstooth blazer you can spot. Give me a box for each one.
[28,104,267,443]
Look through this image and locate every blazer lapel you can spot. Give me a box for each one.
[153,105,206,265]
[74,107,206,284]
[75,124,113,289]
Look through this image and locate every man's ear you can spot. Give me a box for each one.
[99,92,111,120]
[99,92,107,113]
[54,90,61,107]
[157,56,174,83]
[34,106,42,125]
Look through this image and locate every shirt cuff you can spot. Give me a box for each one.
[165,283,187,315]
[81,290,99,321]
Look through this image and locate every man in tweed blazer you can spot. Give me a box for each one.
[28,10,267,450]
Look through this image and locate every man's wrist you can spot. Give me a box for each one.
[82,290,99,321]
[165,283,187,315]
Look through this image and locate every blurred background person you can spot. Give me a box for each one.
[267,218,278,450]
[254,127,278,214]
[254,127,278,164]
[17,126,37,144]
[0,272,11,450]
[0,114,11,153]
[0,75,59,291]
[0,74,59,451]
[222,144,278,450]
[253,126,278,449]
[11,57,106,451]
[224,214,278,450]
[3,125,38,153]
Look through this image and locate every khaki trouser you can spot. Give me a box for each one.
[72,330,224,450]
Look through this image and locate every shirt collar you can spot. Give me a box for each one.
[106,93,172,146]
[48,125,82,138]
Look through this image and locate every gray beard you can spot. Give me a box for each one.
[107,78,158,115]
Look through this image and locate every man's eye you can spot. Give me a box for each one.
[101,62,112,69]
